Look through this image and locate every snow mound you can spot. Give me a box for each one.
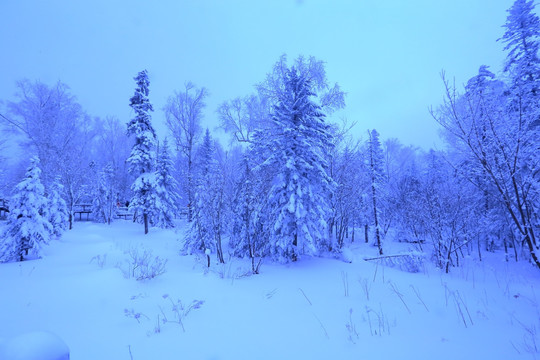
[340,247,355,263]
[0,331,69,360]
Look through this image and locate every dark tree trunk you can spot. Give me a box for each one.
[371,183,382,255]
[187,147,193,223]
[144,213,149,234]
[364,224,369,244]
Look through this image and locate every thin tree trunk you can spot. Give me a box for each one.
[510,229,519,262]
[364,224,369,243]
[372,183,382,255]
[144,213,149,234]
[503,234,509,262]
[477,236,482,262]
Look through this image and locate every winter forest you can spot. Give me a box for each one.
[0,1,539,359]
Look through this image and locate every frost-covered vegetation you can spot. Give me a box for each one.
[0,0,539,358]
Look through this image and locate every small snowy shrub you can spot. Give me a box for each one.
[119,247,167,281]
[390,252,425,273]
[341,247,354,263]
[364,305,391,336]
[346,308,359,344]
[213,257,252,280]
[159,294,204,332]
[90,254,107,268]
[124,308,149,323]
[47,178,69,238]
[365,252,425,273]
[125,295,204,334]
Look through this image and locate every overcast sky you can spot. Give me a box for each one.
[0,0,514,151]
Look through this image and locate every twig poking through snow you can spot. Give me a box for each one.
[298,288,313,306]
[360,278,371,301]
[265,288,278,299]
[341,271,349,297]
[313,313,330,339]
[389,281,411,314]
[345,308,358,343]
[410,285,429,312]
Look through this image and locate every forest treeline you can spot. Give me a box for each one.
[0,0,538,270]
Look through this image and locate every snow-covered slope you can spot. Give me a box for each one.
[0,221,538,359]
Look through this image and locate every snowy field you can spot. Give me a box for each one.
[0,220,539,360]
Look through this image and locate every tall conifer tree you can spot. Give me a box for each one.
[127,70,157,234]
[153,138,181,229]
[253,66,335,261]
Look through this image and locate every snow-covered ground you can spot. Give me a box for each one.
[0,220,539,359]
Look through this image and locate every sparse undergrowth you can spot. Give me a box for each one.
[91,246,168,281]
[119,246,168,281]
[125,294,204,335]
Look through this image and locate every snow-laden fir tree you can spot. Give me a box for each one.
[499,0,540,94]
[48,177,69,238]
[92,164,117,225]
[153,138,180,228]
[0,157,53,262]
[184,129,226,263]
[126,70,157,234]
[252,65,335,262]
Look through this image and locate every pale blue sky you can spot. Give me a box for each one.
[0,0,513,150]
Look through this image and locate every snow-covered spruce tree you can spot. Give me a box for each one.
[367,129,385,255]
[153,138,180,229]
[184,129,226,263]
[92,164,117,225]
[126,70,158,234]
[48,177,69,238]
[499,0,540,97]
[0,157,53,262]
[253,66,335,262]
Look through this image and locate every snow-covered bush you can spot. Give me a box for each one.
[346,308,359,343]
[92,164,117,225]
[90,254,107,268]
[47,178,69,238]
[125,294,204,334]
[158,294,204,332]
[119,246,167,281]
[364,252,425,273]
[213,257,253,280]
[388,252,425,273]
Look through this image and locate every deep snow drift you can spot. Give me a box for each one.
[0,220,538,359]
